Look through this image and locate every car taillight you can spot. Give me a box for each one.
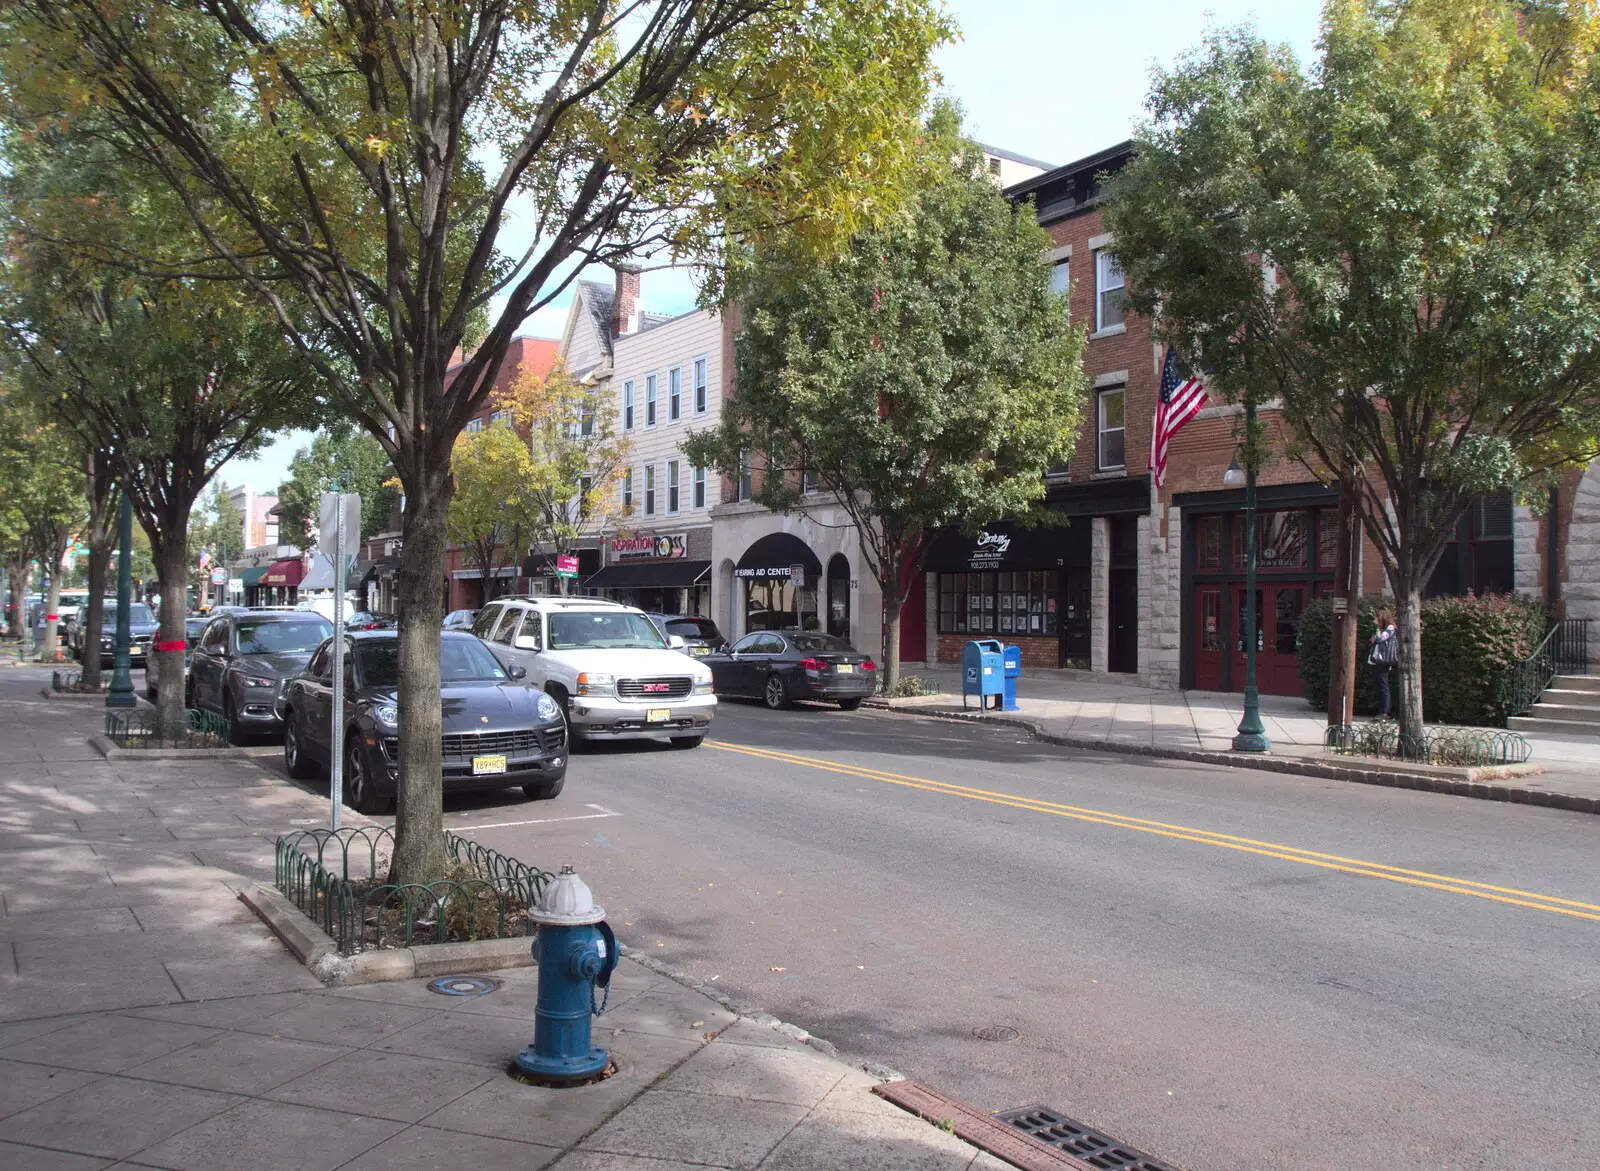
[862,659,877,671]
[799,657,823,671]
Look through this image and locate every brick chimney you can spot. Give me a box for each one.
[611,264,641,338]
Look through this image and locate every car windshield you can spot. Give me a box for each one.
[549,611,668,650]
[786,633,853,653]
[122,603,156,625]
[665,618,721,641]
[358,638,507,687]
[236,619,332,655]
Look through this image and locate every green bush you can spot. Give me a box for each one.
[1298,594,1548,726]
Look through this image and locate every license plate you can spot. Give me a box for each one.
[472,754,507,775]
[690,646,708,656]
[647,708,671,723]
[835,664,853,674]
[130,645,142,655]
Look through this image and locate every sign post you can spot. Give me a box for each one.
[320,491,361,830]
[789,564,805,630]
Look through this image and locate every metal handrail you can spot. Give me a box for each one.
[1507,618,1590,717]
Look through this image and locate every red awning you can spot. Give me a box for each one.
[260,558,305,587]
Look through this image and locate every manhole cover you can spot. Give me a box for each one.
[428,976,499,997]
[997,1105,1180,1171]
[971,1025,1020,1042]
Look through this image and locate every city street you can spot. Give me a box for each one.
[279,701,1600,1171]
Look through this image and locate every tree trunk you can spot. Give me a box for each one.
[6,560,31,639]
[153,532,191,739]
[81,485,115,689]
[1393,584,1425,751]
[882,588,902,691]
[389,466,452,886]
[41,559,65,662]
[1326,482,1358,727]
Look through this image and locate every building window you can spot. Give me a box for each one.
[1316,509,1340,571]
[938,572,1058,636]
[693,465,707,509]
[666,459,680,513]
[578,474,594,520]
[466,416,485,433]
[1095,250,1125,331]
[988,156,1002,175]
[693,358,708,414]
[1050,260,1070,298]
[1231,511,1308,571]
[1096,387,1125,470]
[644,464,656,516]
[737,453,752,502]
[1196,516,1224,571]
[645,374,657,427]
[578,402,593,439]
[489,410,507,426]
[622,468,633,511]
[669,368,681,422]
[1426,492,1514,598]
[801,466,818,495]
[622,380,634,431]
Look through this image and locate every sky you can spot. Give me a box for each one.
[222,0,1325,496]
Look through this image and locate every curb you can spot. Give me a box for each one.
[867,702,1600,816]
[41,688,112,701]
[88,733,251,761]
[239,882,535,985]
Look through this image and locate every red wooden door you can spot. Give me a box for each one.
[1195,587,1223,690]
[1230,584,1305,696]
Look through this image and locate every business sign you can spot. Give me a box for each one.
[555,553,579,579]
[209,568,228,585]
[734,566,803,579]
[788,563,806,581]
[610,534,686,562]
[964,530,1013,571]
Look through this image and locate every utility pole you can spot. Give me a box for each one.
[1232,393,1270,753]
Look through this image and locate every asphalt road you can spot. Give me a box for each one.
[288,701,1600,1170]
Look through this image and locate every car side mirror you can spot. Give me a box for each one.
[669,635,686,649]
[506,663,528,681]
[514,634,539,651]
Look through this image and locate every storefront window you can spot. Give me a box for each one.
[1231,510,1308,571]
[938,572,1058,636]
[1316,508,1339,570]
[1196,516,1223,571]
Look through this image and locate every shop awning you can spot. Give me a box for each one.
[585,560,711,589]
[300,553,338,591]
[734,533,821,580]
[259,558,304,587]
[239,566,269,587]
[346,559,374,589]
[922,519,1088,573]
[371,556,402,577]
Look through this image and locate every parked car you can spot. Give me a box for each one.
[276,630,567,813]
[703,630,876,710]
[146,616,214,701]
[344,611,397,631]
[645,614,727,658]
[442,608,478,632]
[473,597,715,748]
[188,610,334,743]
[75,599,160,667]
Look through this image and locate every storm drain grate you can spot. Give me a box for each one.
[996,1106,1180,1171]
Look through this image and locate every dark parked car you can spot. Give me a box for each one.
[76,600,160,667]
[646,614,727,658]
[146,616,214,701]
[189,611,334,743]
[344,611,397,631]
[443,608,478,631]
[703,630,876,710]
[276,630,567,814]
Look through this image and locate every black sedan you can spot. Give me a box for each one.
[77,600,160,667]
[647,614,727,658]
[189,610,334,743]
[703,630,877,710]
[276,630,568,814]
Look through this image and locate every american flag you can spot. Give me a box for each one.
[1150,346,1206,489]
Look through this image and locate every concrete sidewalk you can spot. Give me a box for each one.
[0,666,998,1170]
[899,666,1600,807]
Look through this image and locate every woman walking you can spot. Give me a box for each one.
[1368,607,1399,718]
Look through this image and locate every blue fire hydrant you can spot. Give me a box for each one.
[515,866,618,1083]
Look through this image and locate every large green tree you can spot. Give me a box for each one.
[275,430,398,553]
[0,393,86,661]
[685,122,1088,686]
[447,422,540,604]
[1,0,948,880]
[1103,0,1600,742]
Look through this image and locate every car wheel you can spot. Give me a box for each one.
[344,740,392,816]
[283,713,317,780]
[670,734,705,749]
[522,778,565,800]
[224,693,246,746]
[837,698,863,711]
[763,673,791,711]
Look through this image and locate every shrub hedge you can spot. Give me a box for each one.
[1297,594,1549,726]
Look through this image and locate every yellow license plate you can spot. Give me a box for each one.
[647,708,671,723]
[130,645,142,655]
[835,664,853,673]
[690,646,708,656]
[472,754,507,775]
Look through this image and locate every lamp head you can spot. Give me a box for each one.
[1222,456,1245,489]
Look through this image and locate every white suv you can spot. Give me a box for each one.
[474,597,715,748]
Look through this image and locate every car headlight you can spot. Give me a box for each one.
[239,675,277,689]
[692,680,714,695]
[373,704,398,727]
[576,672,615,697]
[100,637,113,648]
[535,692,561,721]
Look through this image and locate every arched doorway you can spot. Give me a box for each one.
[735,533,822,632]
[827,554,851,640]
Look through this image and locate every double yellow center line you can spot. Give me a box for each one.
[707,740,1600,923]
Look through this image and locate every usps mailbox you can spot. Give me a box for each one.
[1001,644,1022,711]
[962,639,1004,711]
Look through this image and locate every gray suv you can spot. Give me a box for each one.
[189,610,333,744]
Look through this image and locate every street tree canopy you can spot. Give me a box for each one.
[447,422,541,601]
[275,430,399,554]
[685,116,1088,685]
[1102,0,1600,741]
[0,0,951,882]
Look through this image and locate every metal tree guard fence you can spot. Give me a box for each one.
[274,826,554,955]
[1506,618,1591,717]
[104,708,231,748]
[51,668,106,692]
[1324,722,1532,767]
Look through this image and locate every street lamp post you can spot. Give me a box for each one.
[1226,397,1270,752]
[106,489,137,709]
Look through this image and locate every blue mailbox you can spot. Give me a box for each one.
[962,639,1004,711]
[1001,644,1022,711]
